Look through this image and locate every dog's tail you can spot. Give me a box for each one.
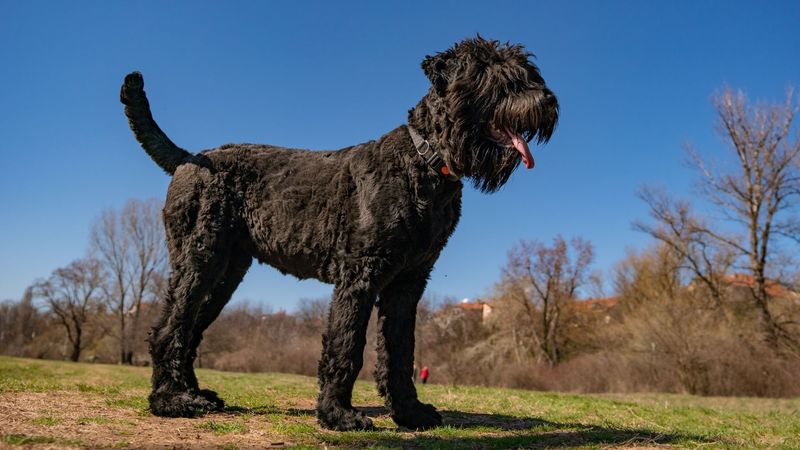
[120,72,191,175]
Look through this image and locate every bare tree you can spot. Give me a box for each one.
[32,259,105,361]
[123,199,168,363]
[0,288,45,357]
[296,297,330,334]
[91,198,167,364]
[635,187,736,308]
[641,87,800,349]
[498,236,594,365]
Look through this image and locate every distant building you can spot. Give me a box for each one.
[574,297,619,312]
[719,273,799,301]
[573,297,619,324]
[455,299,493,323]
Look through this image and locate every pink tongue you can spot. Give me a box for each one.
[508,130,534,169]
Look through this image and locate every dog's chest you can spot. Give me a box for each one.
[391,180,462,263]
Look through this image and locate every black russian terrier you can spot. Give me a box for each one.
[120,36,558,431]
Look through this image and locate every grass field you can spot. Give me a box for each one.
[0,356,798,449]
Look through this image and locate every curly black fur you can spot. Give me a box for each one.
[120,36,558,431]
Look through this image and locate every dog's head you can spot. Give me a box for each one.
[410,36,559,192]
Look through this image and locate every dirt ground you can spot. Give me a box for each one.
[0,392,295,449]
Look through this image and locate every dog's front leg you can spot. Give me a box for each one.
[316,282,376,431]
[374,270,443,430]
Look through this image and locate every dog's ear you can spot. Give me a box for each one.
[422,51,456,96]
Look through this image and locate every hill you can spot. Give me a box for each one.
[0,356,798,449]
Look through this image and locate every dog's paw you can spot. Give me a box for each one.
[149,390,222,418]
[197,389,226,411]
[391,401,442,431]
[317,406,374,431]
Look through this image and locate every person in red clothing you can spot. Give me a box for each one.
[420,366,429,384]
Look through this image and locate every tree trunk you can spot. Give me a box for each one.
[70,328,82,362]
[119,306,126,364]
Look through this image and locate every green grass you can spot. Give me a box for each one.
[104,396,149,412]
[196,420,249,435]
[30,416,60,426]
[1,355,799,448]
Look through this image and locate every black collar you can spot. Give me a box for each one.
[407,126,460,182]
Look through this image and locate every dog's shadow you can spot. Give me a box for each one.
[223,405,709,447]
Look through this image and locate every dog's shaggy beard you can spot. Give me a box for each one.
[445,86,558,193]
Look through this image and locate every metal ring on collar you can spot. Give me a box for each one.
[416,140,431,157]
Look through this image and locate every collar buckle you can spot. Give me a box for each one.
[407,126,460,182]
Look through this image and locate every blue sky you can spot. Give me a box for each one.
[1,1,798,310]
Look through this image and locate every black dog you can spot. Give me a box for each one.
[120,36,558,431]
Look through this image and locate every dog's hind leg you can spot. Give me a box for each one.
[148,260,225,417]
[147,188,235,417]
[374,270,443,430]
[316,280,377,431]
[184,246,252,410]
